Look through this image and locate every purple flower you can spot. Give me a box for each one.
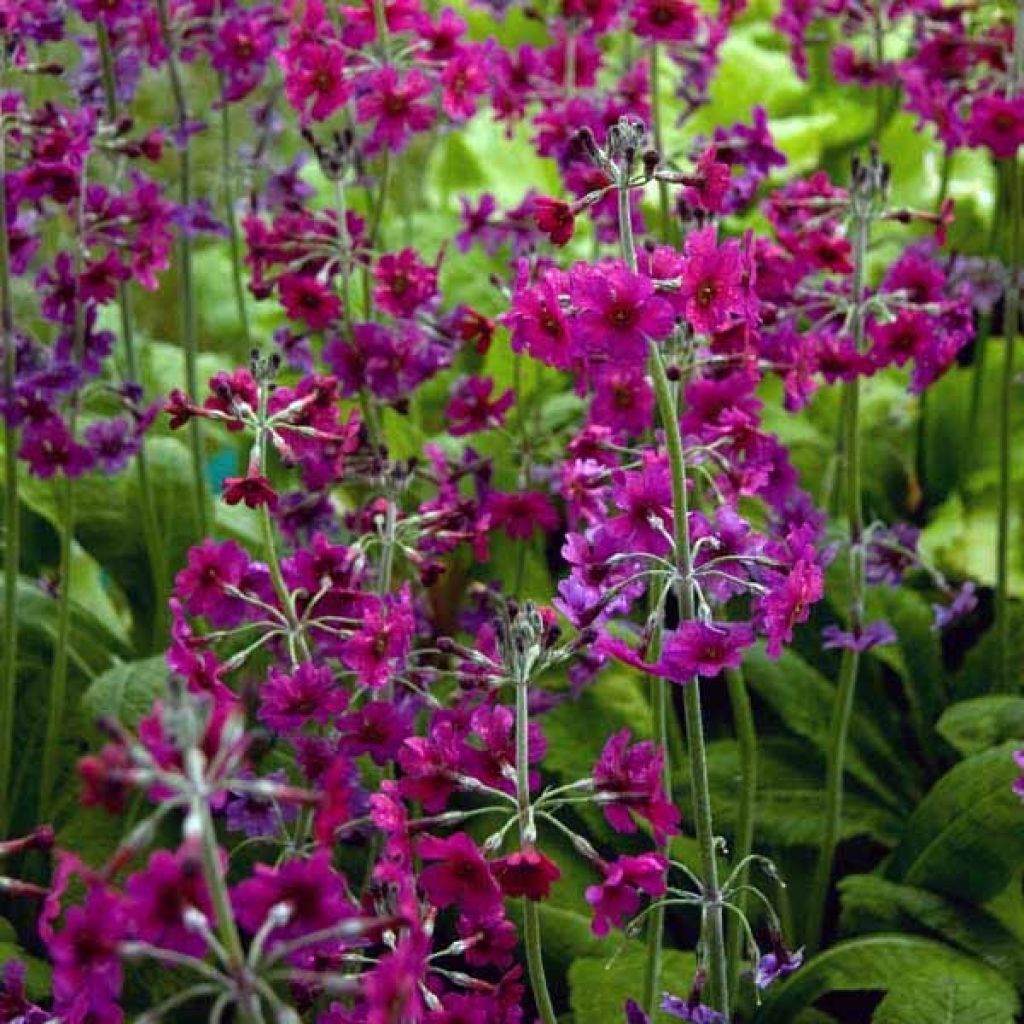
[226,771,299,839]
[661,993,725,1023]
[932,582,978,631]
[821,620,897,652]
[625,999,650,1024]
[84,417,139,474]
[756,935,804,988]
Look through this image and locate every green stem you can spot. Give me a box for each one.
[219,99,252,355]
[0,54,18,835]
[649,43,674,247]
[996,159,1020,692]
[996,2,1023,690]
[640,603,670,1016]
[96,23,169,648]
[808,204,870,951]
[155,0,209,538]
[40,476,74,813]
[649,344,729,1018]
[618,180,637,273]
[514,647,557,1024]
[188,758,257,1023]
[725,667,756,996]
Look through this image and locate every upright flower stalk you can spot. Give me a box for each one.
[995,0,1023,691]
[649,342,730,1018]
[808,152,882,949]
[155,0,210,537]
[609,122,730,1017]
[512,612,557,1024]
[725,667,757,996]
[0,48,18,834]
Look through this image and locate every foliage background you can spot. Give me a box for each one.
[3,0,1024,1021]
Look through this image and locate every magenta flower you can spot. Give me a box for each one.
[357,67,437,154]
[603,454,675,557]
[417,832,503,919]
[572,263,675,364]
[593,730,680,843]
[277,35,351,124]
[679,227,744,335]
[49,883,127,1020]
[232,850,352,948]
[446,376,516,436]
[487,489,560,541]
[631,0,700,42]
[503,268,575,370]
[589,366,655,437]
[491,846,562,900]
[279,274,342,330]
[341,591,415,688]
[440,45,490,121]
[259,663,347,733]
[373,248,438,319]
[124,849,213,958]
[659,621,756,681]
[585,853,667,936]
[758,557,824,657]
[966,94,1024,159]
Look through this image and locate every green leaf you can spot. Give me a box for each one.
[863,585,947,762]
[884,742,1024,903]
[81,655,169,730]
[688,739,903,848]
[953,608,1024,698]
[839,875,1024,986]
[569,946,697,1024]
[936,696,1024,757]
[742,646,915,811]
[754,935,1019,1024]
[0,920,51,1000]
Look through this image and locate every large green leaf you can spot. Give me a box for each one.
[679,739,903,848]
[936,696,1024,757]
[953,608,1024,698]
[569,946,697,1024]
[884,742,1024,903]
[839,875,1024,986]
[742,646,916,811]
[754,935,1019,1024]
[81,655,169,730]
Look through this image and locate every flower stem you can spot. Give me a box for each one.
[218,99,252,356]
[156,0,210,538]
[96,23,169,648]
[187,756,258,1024]
[725,666,756,996]
[649,43,675,247]
[996,0,1023,691]
[0,52,19,835]
[808,200,870,951]
[514,646,557,1024]
[40,477,74,815]
[649,343,729,1018]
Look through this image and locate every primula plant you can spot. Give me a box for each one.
[0,0,1023,1021]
